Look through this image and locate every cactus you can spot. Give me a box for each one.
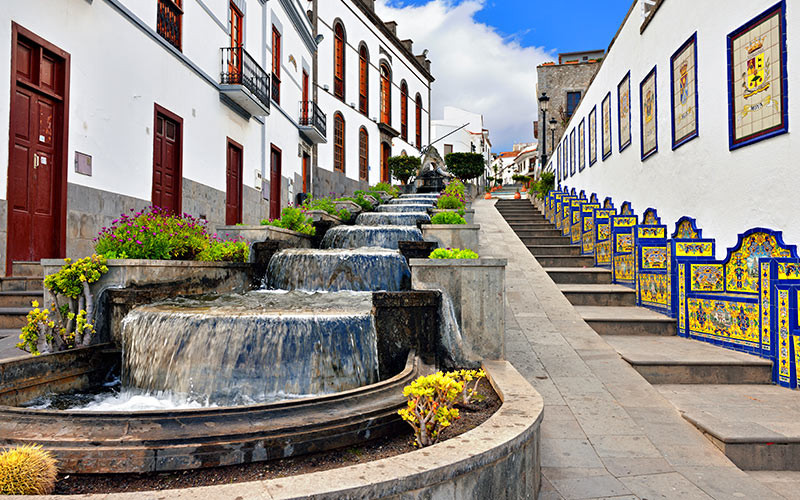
[0,444,58,495]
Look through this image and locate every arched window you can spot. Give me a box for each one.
[415,93,423,149]
[358,44,369,115]
[380,63,391,125]
[359,127,369,181]
[333,22,345,101]
[334,112,345,173]
[400,80,408,141]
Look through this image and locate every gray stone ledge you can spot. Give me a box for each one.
[420,224,481,230]
[409,257,508,267]
[41,258,251,269]
[44,360,542,499]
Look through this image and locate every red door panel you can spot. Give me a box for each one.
[269,146,281,220]
[226,140,243,225]
[152,107,182,214]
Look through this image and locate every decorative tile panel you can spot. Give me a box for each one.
[761,261,770,350]
[638,227,666,238]
[614,254,634,281]
[676,241,713,257]
[671,33,699,148]
[616,234,634,253]
[690,264,724,291]
[615,217,636,228]
[640,273,670,307]
[642,247,668,269]
[726,232,791,293]
[688,298,760,347]
[597,241,612,264]
[675,219,699,239]
[598,224,611,240]
[778,263,800,280]
[778,289,790,384]
[679,263,687,333]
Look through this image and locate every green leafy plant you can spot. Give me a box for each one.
[197,238,250,262]
[355,190,381,206]
[443,179,465,198]
[536,171,555,200]
[511,174,531,183]
[263,207,316,235]
[445,152,485,182]
[387,155,421,185]
[430,212,466,225]
[0,444,58,495]
[429,248,479,259]
[302,196,351,221]
[436,194,465,210]
[372,182,400,198]
[398,369,486,447]
[337,193,374,212]
[19,255,109,355]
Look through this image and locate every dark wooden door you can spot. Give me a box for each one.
[302,153,310,193]
[7,24,69,272]
[269,145,282,220]
[226,139,243,225]
[381,142,391,183]
[152,105,182,213]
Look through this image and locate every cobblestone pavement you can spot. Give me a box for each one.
[472,197,793,500]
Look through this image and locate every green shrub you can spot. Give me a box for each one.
[337,193,374,212]
[511,174,531,183]
[372,182,400,197]
[430,212,466,225]
[302,196,351,221]
[437,194,465,210]
[355,190,381,206]
[263,207,316,235]
[429,248,479,259]
[536,172,555,200]
[197,238,249,262]
[445,152,485,182]
[387,156,421,185]
[443,179,465,198]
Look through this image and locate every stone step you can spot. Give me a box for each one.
[0,291,43,308]
[519,236,573,246]
[11,261,43,278]
[534,255,596,268]
[558,284,637,307]
[0,277,43,292]
[657,384,800,471]
[509,222,554,229]
[545,267,613,284]
[575,305,676,336]
[527,244,581,257]
[604,336,773,385]
[514,229,564,238]
[0,308,32,329]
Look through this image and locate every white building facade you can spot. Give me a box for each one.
[0,0,432,273]
[431,106,491,168]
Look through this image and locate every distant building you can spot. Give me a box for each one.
[431,106,492,174]
[536,50,603,171]
[492,142,537,185]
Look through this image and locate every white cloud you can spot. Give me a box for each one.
[375,0,554,152]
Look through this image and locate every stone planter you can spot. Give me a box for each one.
[333,200,362,219]
[41,259,252,345]
[216,225,314,248]
[372,190,394,202]
[305,210,344,225]
[429,208,475,224]
[410,258,507,364]
[363,194,379,206]
[421,224,480,251]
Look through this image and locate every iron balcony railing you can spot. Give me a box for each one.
[299,100,327,138]
[220,46,270,111]
[271,73,281,104]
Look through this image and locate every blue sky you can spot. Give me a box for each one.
[378,0,633,152]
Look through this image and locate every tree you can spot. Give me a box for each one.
[445,153,484,182]
[387,155,421,185]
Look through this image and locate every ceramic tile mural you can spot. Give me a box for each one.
[676,241,713,257]
[584,215,594,233]
[671,34,699,148]
[643,210,658,225]
[640,273,670,307]
[641,67,658,160]
[616,233,634,253]
[602,92,612,159]
[603,198,613,209]
[726,232,791,293]
[675,219,699,239]
[642,247,668,269]
[620,203,632,216]
[572,223,581,244]
[638,227,665,238]
[679,263,687,332]
[794,335,800,389]
[579,118,586,170]
[598,223,611,240]
[570,129,576,175]
[615,217,636,227]
[778,262,800,279]
[688,298,760,346]
[618,72,632,151]
[583,232,594,253]
[589,106,597,165]
[761,262,771,350]
[727,2,788,149]
[778,289,789,384]
[614,254,635,281]
[691,264,724,291]
[597,241,612,264]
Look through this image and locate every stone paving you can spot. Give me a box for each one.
[0,329,23,361]
[472,197,793,499]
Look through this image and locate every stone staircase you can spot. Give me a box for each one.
[0,261,42,359]
[495,199,800,471]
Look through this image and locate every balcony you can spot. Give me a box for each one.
[219,46,270,117]
[299,100,327,144]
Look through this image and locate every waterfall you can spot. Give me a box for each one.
[267,248,411,292]
[355,212,431,226]
[375,204,432,213]
[121,291,379,406]
[387,198,436,205]
[321,225,423,250]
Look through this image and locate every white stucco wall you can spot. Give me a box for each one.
[316,0,432,185]
[551,0,799,258]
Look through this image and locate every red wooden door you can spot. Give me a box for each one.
[381,142,391,183]
[7,25,69,271]
[301,70,309,122]
[269,145,282,220]
[225,139,243,225]
[301,153,310,193]
[152,105,182,213]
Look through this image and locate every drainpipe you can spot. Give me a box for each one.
[311,0,319,198]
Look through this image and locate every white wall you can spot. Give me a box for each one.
[316,0,432,185]
[552,0,799,258]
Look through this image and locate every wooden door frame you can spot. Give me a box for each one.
[7,22,70,273]
[269,143,282,219]
[226,137,243,224]
[152,102,183,214]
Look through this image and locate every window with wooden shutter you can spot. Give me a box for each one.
[334,23,345,101]
[380,64,391,125]
[359,127,369,181]
[415,94,423,149]
[157,0,183,51]
[272,27,281,104]
[400,81,408,141]
[334,113,345,173]
[359,45,369,114]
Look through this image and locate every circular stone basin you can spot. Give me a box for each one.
[374,204,432,213]
[0,351,422,474]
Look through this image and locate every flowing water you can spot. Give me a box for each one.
[375,204,432,213]
[321,225,423,249]
[355,212,431,226]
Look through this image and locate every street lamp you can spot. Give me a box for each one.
[538,92,550,171]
